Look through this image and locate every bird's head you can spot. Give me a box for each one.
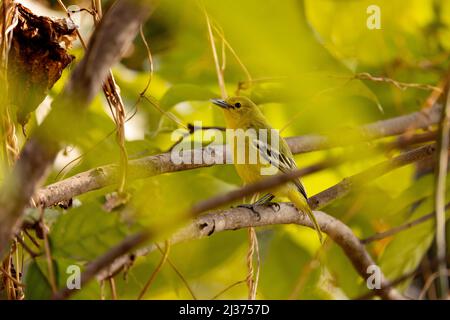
[210,96,258,118]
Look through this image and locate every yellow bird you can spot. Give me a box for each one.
[211,96,323,242]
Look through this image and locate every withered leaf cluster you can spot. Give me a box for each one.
[7,4,77,128]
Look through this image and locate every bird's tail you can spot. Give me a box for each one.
[288,189,323,243]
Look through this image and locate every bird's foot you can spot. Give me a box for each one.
[237,204,261,220]
[265,202,280,212]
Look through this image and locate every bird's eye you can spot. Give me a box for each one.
[235,102,241,108]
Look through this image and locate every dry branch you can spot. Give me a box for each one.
[173,207,405,300]
[101,207,405,300]
[36,106,441,208]
[287,103,441,153]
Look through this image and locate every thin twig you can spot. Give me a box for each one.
[211,280,246,300]
[354,72,442,92]
[137,240,170,300]
[203,6,227,99]
[23,229,39,249]
[159,247,198,300]
[246,227,255,300]
[361,212,435,244]
[15,234,38,258]
[355,269,418,300]
[0,265,25,287]
[419,270,450,300]
[40,207,57,293]
[210,22,252,86]
[108,277,117,300]
[433,86,450,298]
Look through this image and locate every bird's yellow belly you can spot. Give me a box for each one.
[234,163,289,197]
[235,163,263,184]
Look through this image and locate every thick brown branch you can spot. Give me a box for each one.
[36,106,441,207]
[105,207,405,300]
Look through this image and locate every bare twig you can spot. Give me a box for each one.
[15,235,38,258]
[433,87,450,298]
[203,6,227,99]
[361,200,450,244]
[354,72,442,92]
[211,280,246,300]
[287,104,441,154]
[161,253,198,300]
[419,270,450,300]
[137,240,170,300]
[361,212,435,244]
[0,265,25,288]
[108,278,117,300]
[40,208,56,293]
[355,269,418,300]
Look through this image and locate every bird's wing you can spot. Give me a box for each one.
[252,139,308,199]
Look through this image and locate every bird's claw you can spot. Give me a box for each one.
[237,204,261,220]
[265,202,280,212]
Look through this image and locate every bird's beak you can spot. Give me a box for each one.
[210,99,231,109]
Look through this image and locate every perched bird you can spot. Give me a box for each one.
[211,96,322,242]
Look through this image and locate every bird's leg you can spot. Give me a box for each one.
[237,204,262,220]
[255,193,280,212]
[253,193,274,205]
[236,194,278,219]
[266,202,280,212]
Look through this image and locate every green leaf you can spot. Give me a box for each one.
[378,196,450,290]
[24,258,101,300]
[24,260,52,300]
[50,203,131,261]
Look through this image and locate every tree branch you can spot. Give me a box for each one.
[179,144,437,218]
[53,144,437,300]
[35,105,441,208]
[287,104,441,154]
[361,202,450,244]
[105,207,405,300]
[0,0,154,259]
